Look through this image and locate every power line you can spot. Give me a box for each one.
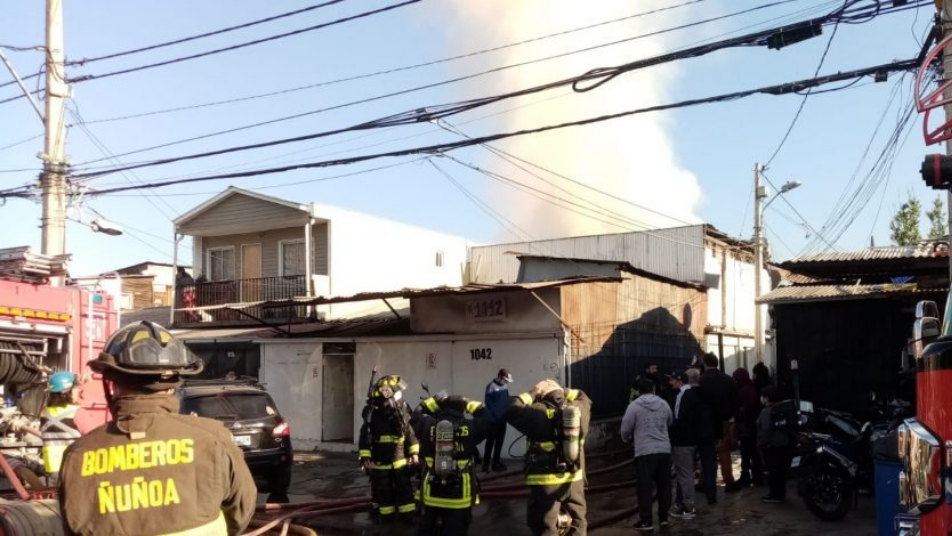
[763,0,845,169]
[761,170,837,250]
[66,0,423,84]
[30,58,915,199]
[428,159,533,241]
[73,0,714,126]
[69,105,180,219]
[0,133,42,153]
[69,1,892,179]
[437,118,694,229]
[65,0,350,66]
[68,0,812,170]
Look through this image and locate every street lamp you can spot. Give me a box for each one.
[753,165,801,371]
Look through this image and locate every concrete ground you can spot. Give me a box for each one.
[272,451,878,535]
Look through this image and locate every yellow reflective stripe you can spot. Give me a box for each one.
[517,393,533,405]
[397,503,417,513]
[534,441,556,452]
[423,473,474,510]
[159,512,226,536]
[359,449,371,458]
[425,457,434,468]
[408,444,420,455]
[369,458,408,470]
[566,389,579,402]
[42,444,68,474]
[525,470,584,486]
[424,397,440,413]
[457,459,470,469]
[545,409,556,419]
[465,400,483,414]
[378,505,396,515]
[375,435,405,444]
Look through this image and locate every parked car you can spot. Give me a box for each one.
[177,378,292,502]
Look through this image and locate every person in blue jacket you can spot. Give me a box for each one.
[482,368,513,473]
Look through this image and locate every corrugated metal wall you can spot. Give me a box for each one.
[562,275,708,417]
[469,226,706,285]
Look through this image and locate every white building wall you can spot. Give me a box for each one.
[411,289,562,335]
[702,244,771,374]
[316,204,470,319]
[262,334,562,454]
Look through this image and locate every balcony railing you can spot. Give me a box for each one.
[174,275,309,327]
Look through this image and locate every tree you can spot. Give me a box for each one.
[927,196,947,240]
[889,194,922,246]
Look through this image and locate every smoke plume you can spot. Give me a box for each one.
[434,0,705,239]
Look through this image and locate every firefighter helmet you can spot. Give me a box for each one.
[91,321,203,377]
[49,371,77,394]
[372,375,408,399]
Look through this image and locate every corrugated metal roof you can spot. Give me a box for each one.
[469,226,708,285]
[757,283,946,304]
[785,241,949,264]
[174,305,413,341]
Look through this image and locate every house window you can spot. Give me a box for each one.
[207,247,235,281]
[436,250,445,268]
[280,239,306,276]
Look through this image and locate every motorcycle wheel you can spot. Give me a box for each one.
[802,468,854,521]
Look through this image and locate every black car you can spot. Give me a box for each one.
[177,378,292,502]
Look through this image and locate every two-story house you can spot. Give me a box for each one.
[171,187,470,326]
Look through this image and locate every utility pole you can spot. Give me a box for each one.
[753,163,766,367]
[39,0,69,284]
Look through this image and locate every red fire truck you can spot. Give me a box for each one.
[897,300,950,535]
[0,275,117,426]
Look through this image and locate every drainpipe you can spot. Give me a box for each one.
[305,217,314,318]
[170,231,180,327]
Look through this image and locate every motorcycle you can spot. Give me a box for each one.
[797,419,872,521]
[795,399,909,522]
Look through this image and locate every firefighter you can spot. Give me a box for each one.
[507,379,592,536]
[359,374,420,524]
[58,321,256,536]
[40,371,82,485]
[412,392,491,536]
[13,371,83,487]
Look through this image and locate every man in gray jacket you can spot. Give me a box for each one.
[621,379,674,532]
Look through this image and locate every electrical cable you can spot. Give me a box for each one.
[0,57,909,200]
[75,0,714,126]
[51,58,916,195]
[67,0,815,169]
[65,0,351,66]
[428,159,533,242]
[68,1,906,180]
[0,44,40,52]
[762,171,837,250]
[69,105,180,219]
[436,119,695,229]
[66,0,423,84]
[0,133,42,154]
[763,0,845,169]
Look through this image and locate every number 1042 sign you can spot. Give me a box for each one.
[465,297,507,322]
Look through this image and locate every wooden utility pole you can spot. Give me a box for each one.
[39,0,69,284]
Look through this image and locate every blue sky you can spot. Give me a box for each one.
[0,0,938,276]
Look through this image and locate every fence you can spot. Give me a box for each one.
[173,275,308,326]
